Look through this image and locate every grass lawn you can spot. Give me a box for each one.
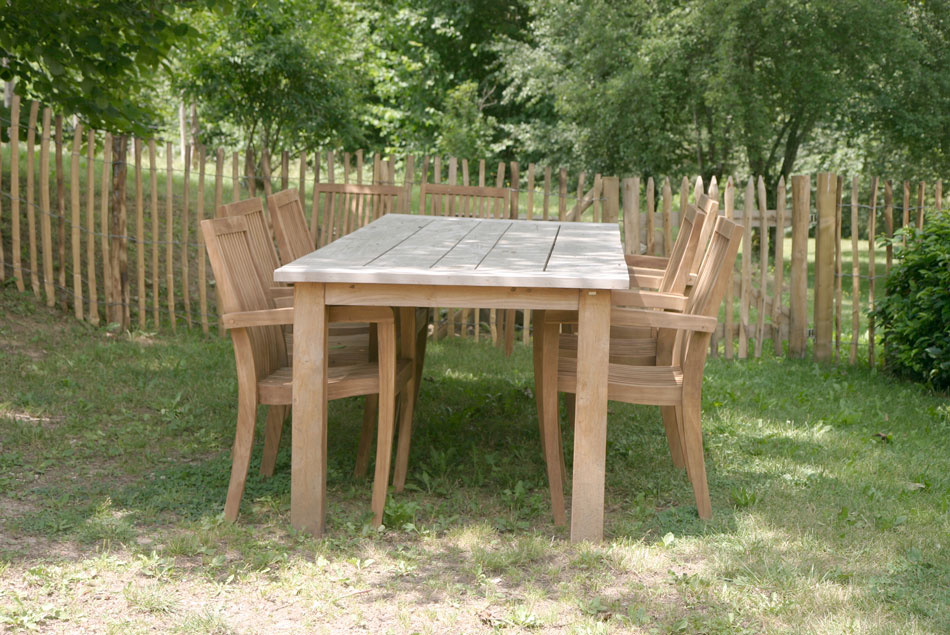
[1,286,948,633]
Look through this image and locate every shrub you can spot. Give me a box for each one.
[873,212,950,390]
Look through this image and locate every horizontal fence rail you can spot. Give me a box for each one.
[0,98,945,366]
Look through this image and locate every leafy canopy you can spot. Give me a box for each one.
[0,0,212,135]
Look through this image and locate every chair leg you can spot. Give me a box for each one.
[391,382,417,493]
[371,322,398,526]
[541,320,567,525]
[677,397,712,519]
[661,405,686,469]
[532,310,546,458]
[224,391,258,522]
[260,405,288,477]
[353,395,378,478]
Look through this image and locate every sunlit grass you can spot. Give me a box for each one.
[1,287,948,632]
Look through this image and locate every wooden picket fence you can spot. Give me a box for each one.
[0,97,944,365]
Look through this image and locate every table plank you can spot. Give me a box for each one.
[477,222,560,273]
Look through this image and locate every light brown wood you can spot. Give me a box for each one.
[540,216,743,526]
[662,177,673,256]
[269,188,315,264]
[739,178,752,358]
[279,214,626,542]
[902,181,910,247]
[622,177,640,256]
[772,177,786,355]
[150,141,160,328]
[755,176,768,357]
[707,177,720,357]
[55,115,65,309]
[40,109,54,307]
[100,134,111,314]
[789,175,810,358]
[201,216,413,528]
[232,151,240,204]
[135,138,145,329]
[86,129,98,325]
[646,177,655,255]
[884,181,894,275]
[26,101,40,298]
[10,97,23,291]
[916,181,925,229]
[197,146,209,334]
[723,177,735,359]
[814,173,836,362]
[867,177,879,368]
[109,136,129,329]
[834,175,843,360]
[850,176,860,364]
[181,145,192,328]
[165,142,176,332]
[558,168,567,221]
[70,123,83,320]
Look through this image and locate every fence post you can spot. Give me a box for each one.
[622,177,640,255]
[789,174,810,358]
[772,176,786,355]
[10,96,23,292]
[110,135,129,330]
[814,172,836,362]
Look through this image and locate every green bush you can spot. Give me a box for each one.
[873,212,950,390]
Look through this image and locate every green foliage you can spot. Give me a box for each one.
[0,0,212,135]
[178,0,362,155]
[873,213,950,390]
[497,0,950,184]
[436,81,497,159]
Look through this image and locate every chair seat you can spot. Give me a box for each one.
[259,358,413,405]
[556,356,684,406]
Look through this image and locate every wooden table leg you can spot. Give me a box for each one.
[291,282,329,536]
[570,289,611,543]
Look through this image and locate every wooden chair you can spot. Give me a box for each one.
[268,188,429,492]
[538,216,743,523]
[202,215,415,525]
[312,183,404,247]
[418,182,513,349]
[534,203,709,468]
[625,193,719,289]
[218,197,285,301]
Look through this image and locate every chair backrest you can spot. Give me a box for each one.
[658,204,707,295]
[674,215,742,368]
[313,183,404,246]
[268,188,314,265]
[201,216,286,378]
[691,193,720,276]
[218,197,281,293]
[419,183,509,219]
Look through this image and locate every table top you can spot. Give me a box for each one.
[274,214,629,289]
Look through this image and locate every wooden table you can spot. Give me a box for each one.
[274,213,628,542]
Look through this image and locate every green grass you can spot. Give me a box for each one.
[1,286,949,632]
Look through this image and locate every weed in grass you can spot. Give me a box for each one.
[174,610,234,634]
[0,594,64,630]
[123,581,178,614]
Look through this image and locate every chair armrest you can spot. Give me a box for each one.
[273,295,294,309]
[611,289,687,312]
[610,307,717,332]
[222,307,294,329]
[624,254,669,268]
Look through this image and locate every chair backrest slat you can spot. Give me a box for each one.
[659,204,706,295]
[219,197,281,294]
[268,188,315,264]
[419,183,509,219]
[201,216,286,379]
[313,183,403,246]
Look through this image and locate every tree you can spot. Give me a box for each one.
[178,0,363,158]
[497,0,948,187]
[0,0,209,134]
